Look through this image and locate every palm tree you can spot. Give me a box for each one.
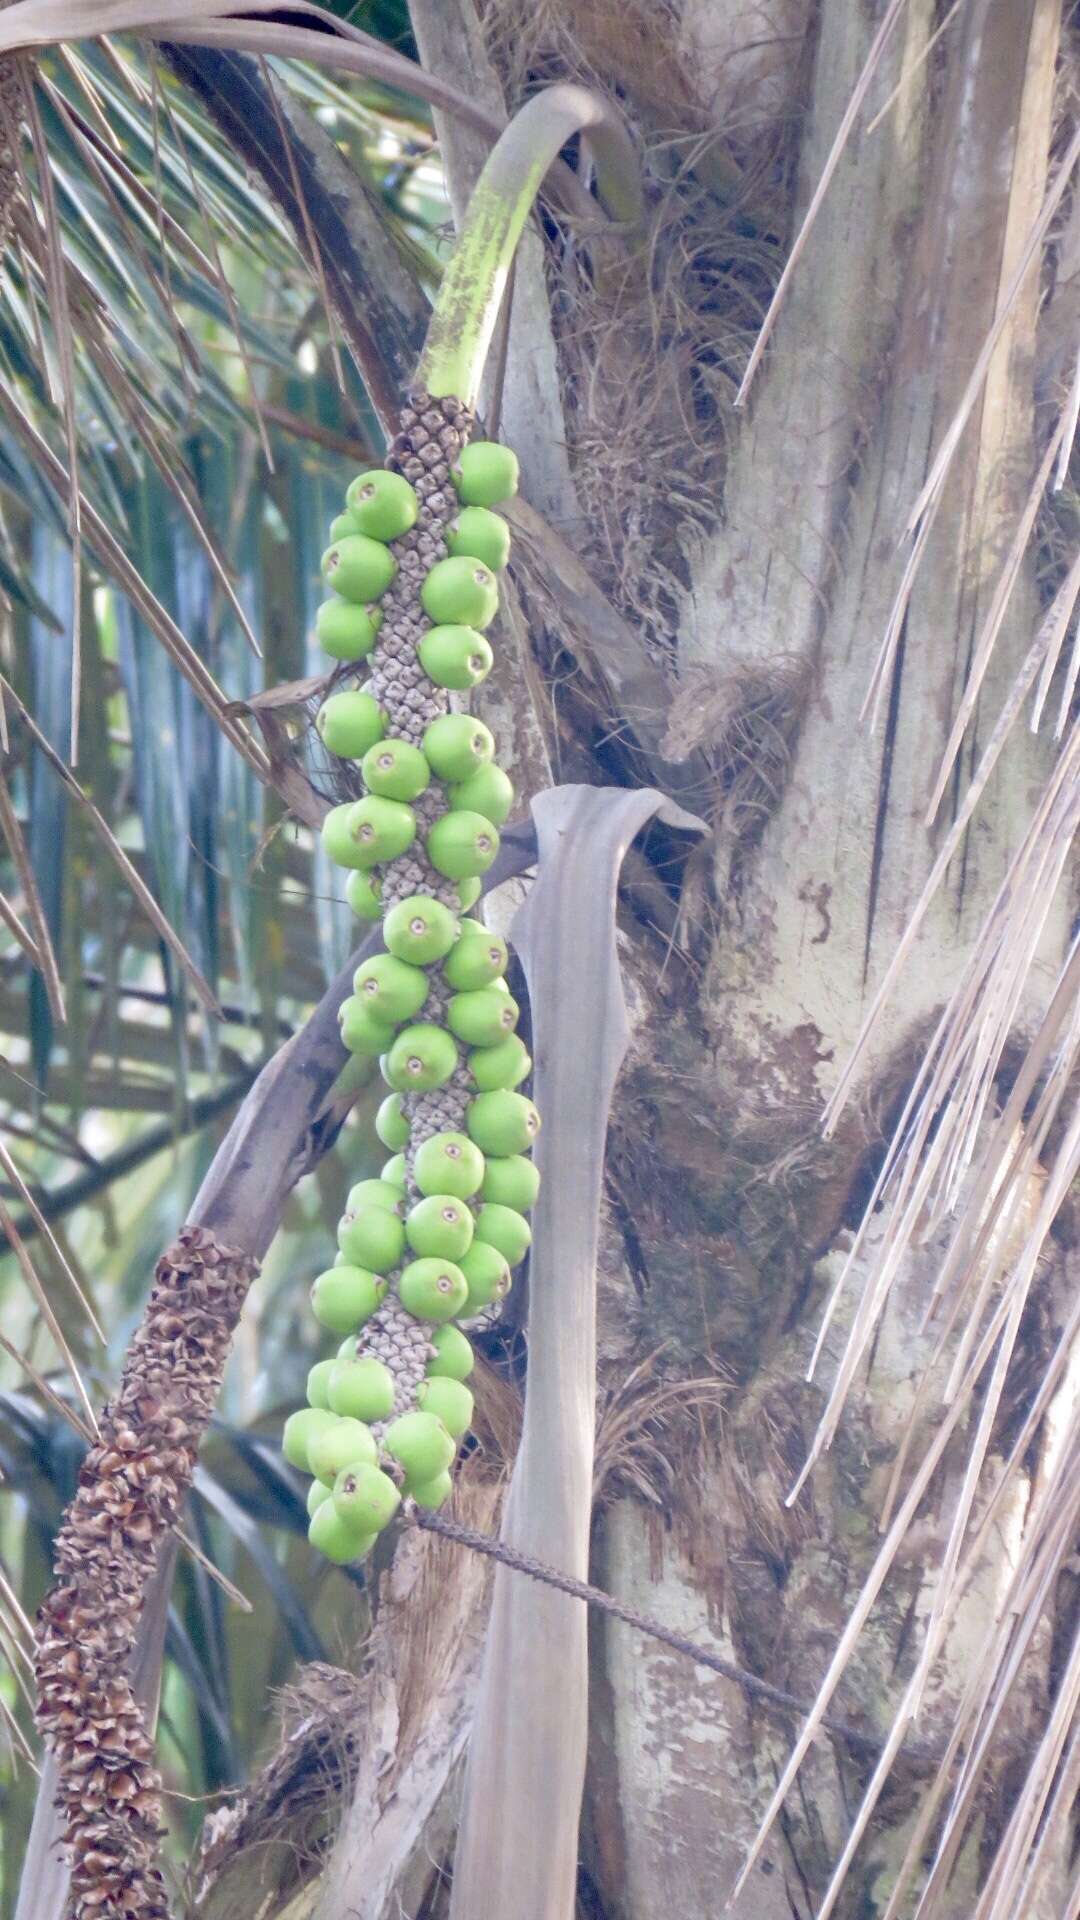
[2,3,1077,1918]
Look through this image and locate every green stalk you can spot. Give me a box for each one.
[417,84,643,409]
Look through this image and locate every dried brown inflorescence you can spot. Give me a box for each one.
[34,1225,258,1920]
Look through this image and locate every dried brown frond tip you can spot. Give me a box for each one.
[34,1226,258,1920]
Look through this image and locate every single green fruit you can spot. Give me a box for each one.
[345,1178,404,1217]
[321,533,396,603]
[308,1416,379,1486]
[480,1154,541,1211]
[384,1409,456,1481]
[332,1462,401,1532]
[310,1265,386,1334]
[353,952,429,1024]
[426,1324,475,1381]
[447,987,519,1048]
[375,1091,409,1150]
[308,1500,375,1564]
[468,1033,532,1091]
[453,442,519,507]
[339,995,397,1057]
[307,1479,332,1517]
[457,877,483,910]
[443,930,509,992]
[447,506,511,572]
[421,556,499,630]
[475,1202,532,1267]
[337,1334,358,1360]
[422,714,495,782]
[406,1193,475,1261]
[317,688,385,758]
[413,1131,485,1200]
[337,1207,406,1273]
[408,1469,453,1510]
[360,738,430,804]
[427,811,500,880]
[315,599,381,663]
[449,763,515,828]
[418,625,493,690]
[418,1376,474,1439]
[383,894,459,965]
[381,1153,406,1189]
[345,794,417,869]
[459,1241,512,1310]
[398,1256,469,1323]
[345,469,418,541]
[385,1024,459,1092]
[306,1359,336,1410]
[282,1406,335,1472]
[328,508,362,542]
[345,870,383,922]
[321,802,372,872]
[328,1355,396,1421]
[467,1089,541,1155]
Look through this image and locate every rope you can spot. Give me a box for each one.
[407,1506,893,1760]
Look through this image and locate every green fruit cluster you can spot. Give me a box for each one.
[287,438,540,1565]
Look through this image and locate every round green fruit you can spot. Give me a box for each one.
[418,1376,474,1439]
[321,802,371,872]
[306,1359,336,1410]
[418,625,493,691]
[317,688,385,759]
[398,1256,469,1323]
[408,1470,453,1510]
[353,952,428,1024]
[332,1462,401,1532]
[449,764,515,828]
[406,1194,474,1261]
[413,1131,485,1200]
[457,877,483,910]
[385,1024,459,1092]
[321,533,396,603]
[383,894,459,965]
[315,599,381,663]
[282,1406,335,1472]
[339,995,397,1057]
[468,1034,531,1091]
[452,441,519,507]
[308,1500,375,1564]
[307,1479,332,1518]
[375,1092,409,1150]
[308,1416,379,1486]
[426,1324,475,1381]
[443,930,508,991]
[360,738,430,803]
[345,870,383,922]
[422,714,495,782]
[480,1154,540,1211]
[345,795,417,868]
[420,556,499,630]
[345,1178,404,1217]
[381,1153,406,1189]
[384,1410,456,1481]
[475,1202,532,1267]
[467,1089,540,1155]
[328,1355,396,1422]
[447,506,511,572]
[310,1265,386,1335]
[427,811,500,881]
[328,509,362,542]
[337,1206,406,1273]
[345,469,418,541]
[459,1241,512,1310]
[447,987,519,1048]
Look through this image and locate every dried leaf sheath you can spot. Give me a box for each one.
[34,1226,258,1920]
